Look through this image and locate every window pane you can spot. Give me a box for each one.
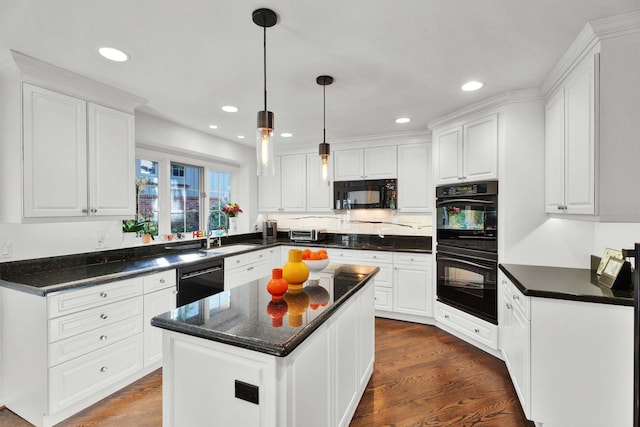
[171,163,201,233]
[208,171,231,230]
[135,159,159,236]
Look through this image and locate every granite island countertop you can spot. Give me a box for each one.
[499,263,633,307]
[151,263,379,356]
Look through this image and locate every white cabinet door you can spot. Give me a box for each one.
[544,90,566,213]
[393,265,431,317]
[564,54,596,215]
[434,126,463,184]
[22,84,88,218]
[306,153,333,212]
[88,103,135,217]
[280,154,306,211]
[143,287,176,367]
[463,114,498,182]
[364,146,397,179]
[333,300,359,427]
[334,149,364,180]
[397,143,432,212]
[258,157,282,212]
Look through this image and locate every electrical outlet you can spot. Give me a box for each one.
[96,232,107,249]
[0,241,12,258]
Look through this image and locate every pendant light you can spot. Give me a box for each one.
[317,75,333,181]
[253,8,278,176]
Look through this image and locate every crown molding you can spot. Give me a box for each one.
[277,129,431,150]
[11,50,146,113]
[541,11,640,97]
[427,88,543,130]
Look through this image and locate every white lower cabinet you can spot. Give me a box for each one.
[161,280,375,427]
[2,269,176,427]
[498,272,633,426]
[225,248,277,290]
[393,252,432,317]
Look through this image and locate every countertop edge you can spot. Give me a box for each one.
[499,263,633,307]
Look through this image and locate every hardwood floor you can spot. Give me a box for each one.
[0,318,532,426]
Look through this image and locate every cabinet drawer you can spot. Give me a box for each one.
[393,252,431,266]
[326,249,359,263]
[436,302,498,349]
[374,287,393,311]
[49,296,143,343]
[48,278,143,318]
[224,253,248,270]
[49,334,143,413]
[247,249,270,264]
[49,315,143,367]
[359,250,393,263]
[143,270,176,293]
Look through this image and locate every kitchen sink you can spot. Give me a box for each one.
[200,243,259,256]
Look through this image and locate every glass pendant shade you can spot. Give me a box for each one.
[317,75,333,182]
[256,110,275,176]
[319,141,330,181]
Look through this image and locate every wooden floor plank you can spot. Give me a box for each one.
[0,318,533,426]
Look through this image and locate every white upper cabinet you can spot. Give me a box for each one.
[258,154,307,212]
[306,153,333,212]
[23,84,135,218]
[433,114,498,185]
[334,146,397,181]
[397,143,432,212]
[544,50,597,215]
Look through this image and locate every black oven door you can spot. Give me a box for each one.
[436,196,497,251]
[436,247,497,324]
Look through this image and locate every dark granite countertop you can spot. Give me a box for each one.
[499,263,633,307]
[151,263,379,356]
[0,233,429,296]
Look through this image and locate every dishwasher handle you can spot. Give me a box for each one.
[180,266,223,280]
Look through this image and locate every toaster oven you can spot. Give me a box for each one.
[288,229,325,241]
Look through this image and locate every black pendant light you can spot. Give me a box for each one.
[317,75,333,181]
[253,8,278,176]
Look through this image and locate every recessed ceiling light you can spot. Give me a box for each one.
[209,124,218,129]
[237,135,245,139]
[461,81,484,91]
[98,47,128,62]
[280,132,292,138]
[222,106,238,113]
[395,117,411,124]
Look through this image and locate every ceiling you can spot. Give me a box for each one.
[2,0,639,149]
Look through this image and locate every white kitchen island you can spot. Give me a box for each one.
[151,264,378,427]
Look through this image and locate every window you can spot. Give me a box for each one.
[208,171,231,230]
[171,163,201,233]
[135,159,158,236]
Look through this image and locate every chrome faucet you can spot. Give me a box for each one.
[206,210,228,249]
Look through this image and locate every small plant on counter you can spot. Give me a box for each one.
[122,219,146,234]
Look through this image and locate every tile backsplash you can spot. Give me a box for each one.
[263,210,432,237]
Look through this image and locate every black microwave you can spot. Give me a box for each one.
[334,179,397,209]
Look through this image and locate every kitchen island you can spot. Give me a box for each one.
[151,263,378,427]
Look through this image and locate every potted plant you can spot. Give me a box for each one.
[221,203,242,232]
[122,219,145,244]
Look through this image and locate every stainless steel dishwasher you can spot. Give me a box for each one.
[176,258,225,306]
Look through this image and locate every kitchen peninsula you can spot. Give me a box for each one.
[151,263,378,427]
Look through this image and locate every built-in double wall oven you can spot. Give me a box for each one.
[435,180,498,324]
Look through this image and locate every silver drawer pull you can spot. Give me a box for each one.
[506,303,512,310]
[474,328,480,334]
[100,314,108,320]
[100,292,108,298]
[100,366,108,373]
[100,335,108,341]
[160,279,165,284]
[444,314,449,319]
[512,294,520,300]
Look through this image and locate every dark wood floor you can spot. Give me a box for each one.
[0,318,532,426]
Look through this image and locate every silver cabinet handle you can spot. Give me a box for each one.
[100,292,108,298]
[82,208,88,213]
[506,303,512,310]
[100,335,108,341]
[100,313,108,320]
[512,294,520,301]
[444,314,450,319]
[90,208,97,213]
[474,328,480,334]
[160,278,165,284]
[100,366,108,373]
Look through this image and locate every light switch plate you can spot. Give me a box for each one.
[0,241,12,258]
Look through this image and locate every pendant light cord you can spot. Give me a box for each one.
[323,84,326,142]
[263,26,267,111]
